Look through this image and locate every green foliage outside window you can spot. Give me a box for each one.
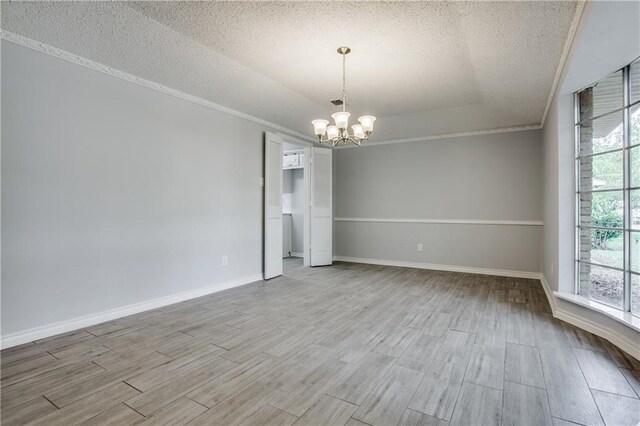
[589,110,640,250]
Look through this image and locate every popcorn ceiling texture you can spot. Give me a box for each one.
[1,1,578,141]
[0,1,329,137]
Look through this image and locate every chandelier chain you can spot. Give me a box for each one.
[342,52,346,112]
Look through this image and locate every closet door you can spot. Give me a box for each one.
[310,147,333,266]
[264,132,283,279]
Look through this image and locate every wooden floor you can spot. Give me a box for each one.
[2,259,639,426]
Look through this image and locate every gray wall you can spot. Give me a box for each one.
[1,41,268,336]
[334,130,543,273]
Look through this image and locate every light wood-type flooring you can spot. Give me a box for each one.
[2,258,639,425]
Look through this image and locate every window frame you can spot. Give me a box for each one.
[575,58,640,315]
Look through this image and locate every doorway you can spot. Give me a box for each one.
[263,132,333,280]
[282,141,308,272]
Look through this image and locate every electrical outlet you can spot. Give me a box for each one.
[417,243,423,252]
[222,255,228,266]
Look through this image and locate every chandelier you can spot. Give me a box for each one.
[311,47,376,147]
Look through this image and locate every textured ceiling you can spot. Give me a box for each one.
[2,1,579,141]
[129,1,577,119]
[128,1,481,118]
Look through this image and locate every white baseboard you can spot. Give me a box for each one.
[4,259,638,360]
[537,276,639,360]
[0,273,263,350]
[333,256,541,279]
[538,275,557,313]
[290,252,304,258]
[335,256,639,360]
[554,307,640,360]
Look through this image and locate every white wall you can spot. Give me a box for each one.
[543,0,640,292]
[542,92,575,293]
[282,169,292,257]
[282,168,303,257]
[541,1,640,357]
[1,40,269,338]
[334,130,543,274]
[283,169,292,194]
[291,169,304,255]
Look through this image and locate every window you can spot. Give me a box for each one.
[576,58,640,315]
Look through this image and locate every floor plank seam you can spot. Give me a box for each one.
[122,401,148,418]
[42,394,61,410]
[573,348,608,424]
[185,396,211,410]
[503,378,547,391]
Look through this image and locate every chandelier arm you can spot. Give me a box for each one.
[318,132,365,147]
[348,136,362,147]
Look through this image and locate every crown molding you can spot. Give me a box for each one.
[333,123,542,149]
[335,217,543,226]
[2,15,581,150]
[540,0,588,127]
[0,30,318,144]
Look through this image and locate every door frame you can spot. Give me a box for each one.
[264,132,284,279]
[309,146,333,266]
[282,135,312,267]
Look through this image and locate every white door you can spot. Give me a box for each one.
[264,132,283,279]
[310,147,333,266]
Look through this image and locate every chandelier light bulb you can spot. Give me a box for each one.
[332,112,350,130]
[352,124,365,139]
[358,116,376,133]
[326,125,340,140]
[311,119,329,136]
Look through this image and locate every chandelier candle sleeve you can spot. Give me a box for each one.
[352,124,365,139]
[312,119,329,136]
[358,116,376,133]
[310,47,376,147]
[332,112,350,130]
[326,125,340,140]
